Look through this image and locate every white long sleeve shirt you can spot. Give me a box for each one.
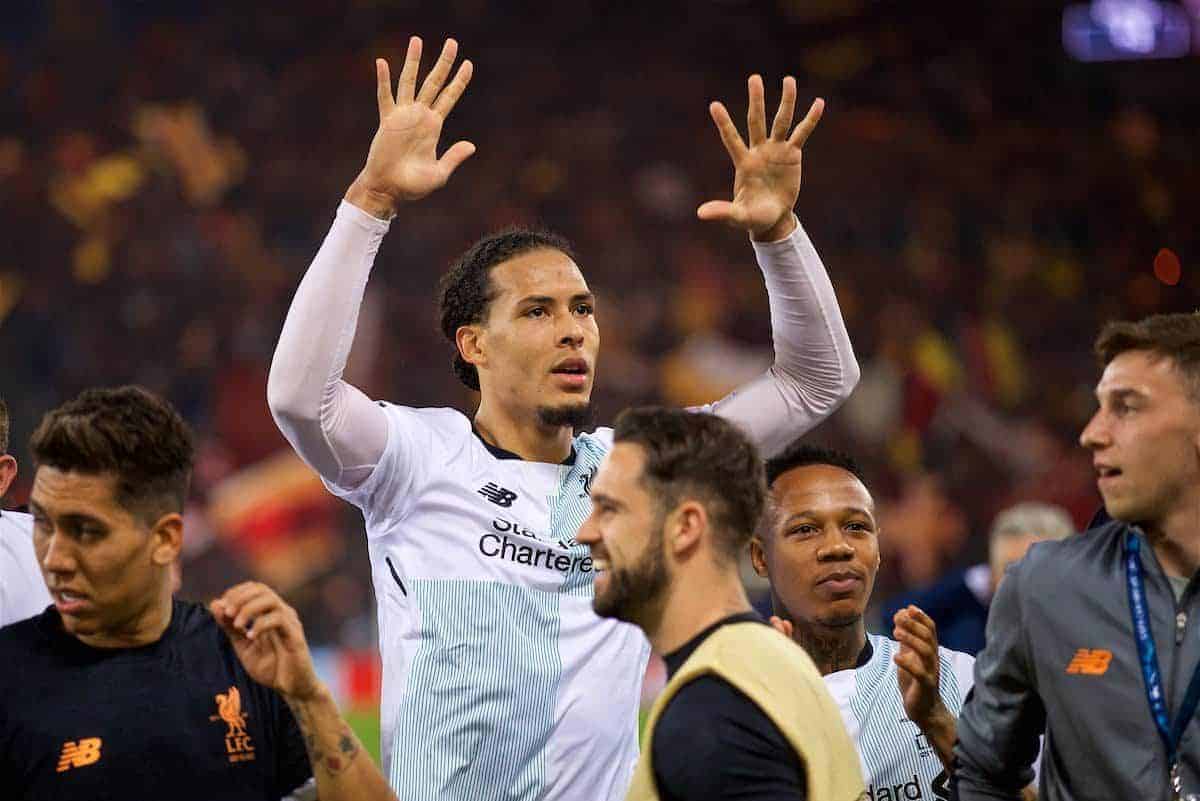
[267,201,859,800]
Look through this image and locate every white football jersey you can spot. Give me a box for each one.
[0,510,52,628]
[325,403,649,801]
[823,633,975,801]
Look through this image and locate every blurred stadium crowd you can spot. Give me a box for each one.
[1,0,1197,657]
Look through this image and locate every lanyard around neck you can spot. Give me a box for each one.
[1125,532,1200,772]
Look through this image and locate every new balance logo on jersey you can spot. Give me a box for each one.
[1066,648,1112,675]
[56,738,102,772]
[479,482,518,507]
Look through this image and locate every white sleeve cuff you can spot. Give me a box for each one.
[336,199,393,234]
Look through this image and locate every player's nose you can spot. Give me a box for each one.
[556,313,586,347]
[577,514,600,546]
[39,532,77,575]
[1079,410,1109,450]
[815,528,855,560]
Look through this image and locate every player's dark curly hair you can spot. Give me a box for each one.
[764,442,866,487]
[614,407,766,562]
[30,386,194,523]
[438,227,575,391]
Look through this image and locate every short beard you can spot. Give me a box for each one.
[813,609,862,628]
[772,595,861,631]
[593,532,668,625]
[537,401,594,431]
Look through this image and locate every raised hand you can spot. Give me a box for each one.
[211,582,322,701]
[347,36,476,218]
[698,75,823,242]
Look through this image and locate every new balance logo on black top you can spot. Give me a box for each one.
[479,483,518,507]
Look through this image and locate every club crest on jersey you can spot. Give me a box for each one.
[578,466,597,498]
[478,482,518,507]
[210,686,255,763]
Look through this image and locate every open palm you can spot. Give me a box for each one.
[357,37,476,206]
[699,75,823,240]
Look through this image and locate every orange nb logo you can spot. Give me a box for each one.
[1066,648,1112,675]
[56,738,102,773]
[209,686,256,763]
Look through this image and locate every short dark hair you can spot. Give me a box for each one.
[0,397,8,454]
[438,227,576,391]
[29,386,195,523]
[1095,312,1200,401]
[613,407,766,561]
[765,442,866,487]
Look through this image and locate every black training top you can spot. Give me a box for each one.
[651,612,808,801]
[0,599,312,800]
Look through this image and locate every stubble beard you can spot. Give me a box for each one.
[593,534,668,626]
[537,401,595,431]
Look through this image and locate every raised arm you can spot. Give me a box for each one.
[692,76,859,457]
[267,37,475,489]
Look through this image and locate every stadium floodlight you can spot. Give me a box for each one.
[1063,0,1192,61]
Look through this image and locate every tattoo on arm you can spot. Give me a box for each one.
[292,704,361,777]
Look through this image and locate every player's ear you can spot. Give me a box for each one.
[148,513,184,566]
[456,324,486,370]
[668,500,707,556]
[749,536,769,578]
[0,454,16,499]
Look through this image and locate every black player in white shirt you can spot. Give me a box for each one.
[0,386,396,801]
[267,34,861,800]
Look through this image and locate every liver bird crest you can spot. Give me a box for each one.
[211,686,249,738]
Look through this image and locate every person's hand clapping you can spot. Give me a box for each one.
[893,605,953,734]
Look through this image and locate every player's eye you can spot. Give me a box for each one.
[574,303,594,316]
[72,523,106,541]
[525,307,546,318]
[788,524,819,537]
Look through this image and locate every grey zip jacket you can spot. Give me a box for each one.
[953,519,1200,800]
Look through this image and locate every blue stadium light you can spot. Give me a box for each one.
[1063,0,1192,61]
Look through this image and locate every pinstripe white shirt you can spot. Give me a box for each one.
[824,634,975,801]
[325,405,649,801]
